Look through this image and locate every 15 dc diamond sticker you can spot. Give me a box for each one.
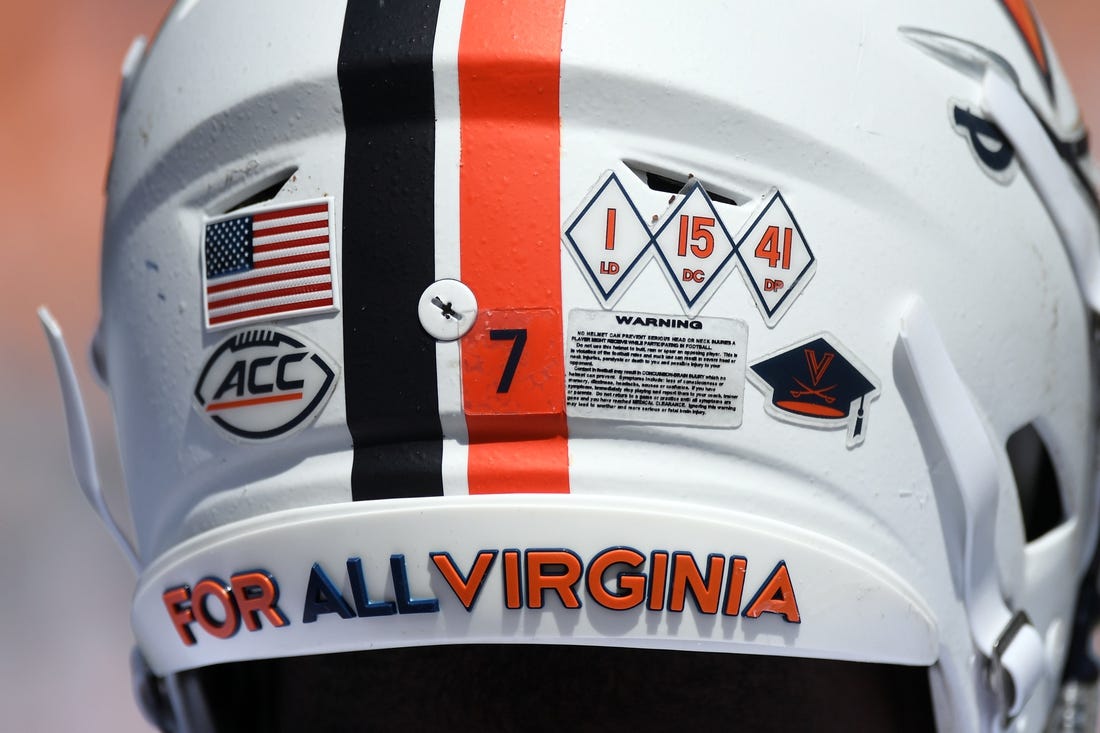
[652,181,738,316]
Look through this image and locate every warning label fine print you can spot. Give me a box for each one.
[566,310,748,427]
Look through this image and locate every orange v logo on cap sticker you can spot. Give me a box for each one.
[999,0,1052,100]
[804,348,834,387]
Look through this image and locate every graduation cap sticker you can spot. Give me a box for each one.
[748,333,880,448]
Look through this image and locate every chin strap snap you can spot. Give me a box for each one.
[900,299,1046,729]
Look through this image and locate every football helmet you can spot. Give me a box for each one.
[42,1,1100,730]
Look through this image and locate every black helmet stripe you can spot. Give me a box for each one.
[337,1,445,502]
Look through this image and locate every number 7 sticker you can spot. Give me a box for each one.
[488,328,527,393]
[462,308,564,417]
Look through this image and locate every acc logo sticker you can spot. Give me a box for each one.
[748,333,879,448]
[194,327,338,442]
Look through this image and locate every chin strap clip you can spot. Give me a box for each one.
[991,610,1044,725]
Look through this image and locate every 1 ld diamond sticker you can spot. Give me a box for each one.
[735,189,816,327]
[652,181,738,315]
[562,171,654,308]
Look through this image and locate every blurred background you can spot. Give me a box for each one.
[0,1,1097,730]
[3,2,168,730]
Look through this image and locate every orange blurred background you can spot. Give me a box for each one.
[0,1,1096,730]
[2,3,170,730]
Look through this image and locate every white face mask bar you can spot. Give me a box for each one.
[899,297,1047,730]
[978,43,1100,733]
[901,27,1100,314]
[980,67,1100,313]
[38,306,140,572]
[978,61,1100,611]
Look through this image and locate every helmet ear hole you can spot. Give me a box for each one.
[222,168,298,214]
[622,161,744,206]
[1007,423,1065,542]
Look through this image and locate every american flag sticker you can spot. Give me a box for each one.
[201,197,339,331]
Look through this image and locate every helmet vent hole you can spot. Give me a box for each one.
[1007,424,1065,542]
[223,168,298,214]
[623,162,744,206]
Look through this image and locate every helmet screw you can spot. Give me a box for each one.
[418,279,478,341]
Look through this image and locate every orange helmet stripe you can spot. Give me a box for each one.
[459,0,570,494]
[1000,0,1052,96]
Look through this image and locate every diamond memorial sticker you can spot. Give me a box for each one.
[734,189,816,327]
[652,181,738,316]
[562,171,655,308]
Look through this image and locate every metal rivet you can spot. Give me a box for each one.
[418,279,478,341]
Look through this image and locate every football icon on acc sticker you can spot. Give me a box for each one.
[749,333,880,448]
[194,327,338,442]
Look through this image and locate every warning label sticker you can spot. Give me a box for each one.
[566,310,748,428]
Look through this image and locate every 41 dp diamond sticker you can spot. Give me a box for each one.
[652,181,738,316]
[735,189,816,327]
[562,171,654,308]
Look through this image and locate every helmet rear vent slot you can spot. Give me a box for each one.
[1007,423,1065,542]
[223,168,298,214]
[624,162,743,206]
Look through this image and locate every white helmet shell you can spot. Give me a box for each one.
[45,1,1100,731]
